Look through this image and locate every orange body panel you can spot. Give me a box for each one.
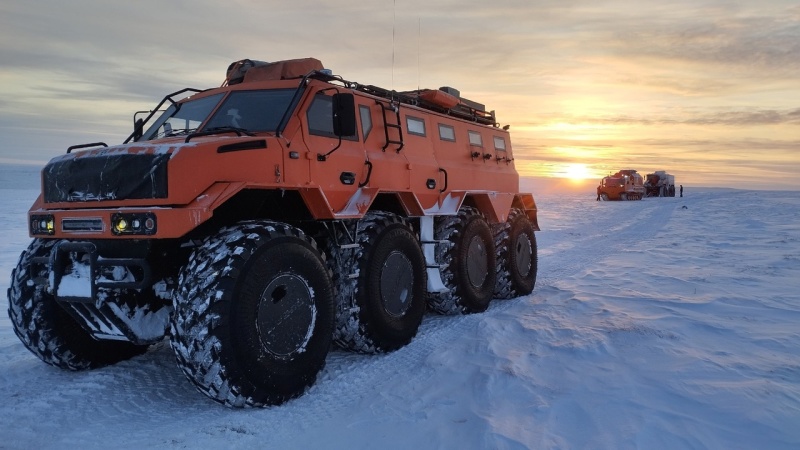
[29,68,536,239]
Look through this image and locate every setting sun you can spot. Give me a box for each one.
[563,163,592,182]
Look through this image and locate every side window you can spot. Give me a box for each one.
[406,116,426,136]
[359,105,372,140]
[438,124,456,142]
[493,136,507,151]
[306,94,357,139]
[307,95,334,136]
[468,131,483,147]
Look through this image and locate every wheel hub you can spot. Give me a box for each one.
[466,235,488,288]
[380,251,414,317]
[515,234,532,276]
[256,273,316,357]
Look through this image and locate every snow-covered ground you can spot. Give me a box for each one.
[1,163,799,449]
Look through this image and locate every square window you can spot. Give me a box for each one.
[468,131,483,147]
[438,124,456,142]
[407,116,426,136]
[493,136,506,151]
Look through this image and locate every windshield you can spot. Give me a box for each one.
[139,88,297,141]
[204,89,296,132]
[141,93,224,141]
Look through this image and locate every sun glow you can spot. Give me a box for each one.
[563,163,592,182]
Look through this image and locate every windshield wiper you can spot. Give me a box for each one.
[163,128,197,138]
[205,126,256,135]
[184,126,256,143]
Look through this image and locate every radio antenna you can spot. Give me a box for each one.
[391,0,396,91]
[417,17,421,92]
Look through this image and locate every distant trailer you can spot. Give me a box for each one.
[644,171,676,197]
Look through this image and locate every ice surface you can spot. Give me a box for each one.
[1,163,799,449]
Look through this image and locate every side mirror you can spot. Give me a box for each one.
[133,118,144,141]
[332,93,356,137]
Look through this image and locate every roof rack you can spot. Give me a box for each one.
[307,72,498,127]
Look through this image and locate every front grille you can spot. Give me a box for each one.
[43,152,170,203]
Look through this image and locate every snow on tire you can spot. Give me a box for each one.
[169,221,335,407]
[493,208,538,299]
[326,211,427,353]
[427,207,496,315]
[7,239,149,370]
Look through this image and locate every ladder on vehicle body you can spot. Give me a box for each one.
[377,101,404,153]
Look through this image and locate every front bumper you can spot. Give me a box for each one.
[31,240,169,345]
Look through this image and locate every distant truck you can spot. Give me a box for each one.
[596,169,644,201]
[644,171,676,197]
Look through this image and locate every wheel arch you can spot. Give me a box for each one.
[186,187,315,239]
[459,192,538,230]
[511,193,539,231]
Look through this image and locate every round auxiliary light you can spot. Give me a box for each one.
[144,218,155,230]
[115,218,129,233]
[46,219,54,232]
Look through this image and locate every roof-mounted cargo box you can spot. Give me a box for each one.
[225,58,324,85]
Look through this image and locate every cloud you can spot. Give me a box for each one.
[602,4,800,72]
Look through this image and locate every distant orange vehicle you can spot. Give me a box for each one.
[597,169,645,201]
[8,57,539,407]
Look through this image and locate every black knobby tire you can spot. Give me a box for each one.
[428,207,496,315]
[327,211,427,353]
[170,221,335,407]
[7,239,149,371]
[493,208,538,299]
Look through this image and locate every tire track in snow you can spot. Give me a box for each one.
[536,197,680,287]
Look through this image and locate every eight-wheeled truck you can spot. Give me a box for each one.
[596,169,644,201]
[7,58,539,407]
[644,170,676,197]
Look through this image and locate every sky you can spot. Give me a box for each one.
[0,0,798,190]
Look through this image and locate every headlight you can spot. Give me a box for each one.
[111,213,157,236]
[115,218,129,233]
[31,214,55,235]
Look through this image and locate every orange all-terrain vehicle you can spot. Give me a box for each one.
[7,58,539,407]
[597,169,644,201]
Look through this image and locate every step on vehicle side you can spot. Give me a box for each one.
[7,57,539,407]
